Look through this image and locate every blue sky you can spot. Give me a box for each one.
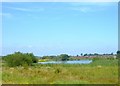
[2,2,118,56]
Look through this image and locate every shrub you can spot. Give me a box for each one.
[117,50,120,59]
[26,53,38,63]
[55,68,61,74]
[59,54,70,61]
[3,52,38,67]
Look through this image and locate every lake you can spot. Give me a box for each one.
[38,60,92,64]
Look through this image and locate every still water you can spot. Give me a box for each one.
[38,60,92,64]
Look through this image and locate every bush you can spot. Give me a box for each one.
[3,52,38,67]
[59,54,70,61]
[26,53,38,63]
[117,50,120,59]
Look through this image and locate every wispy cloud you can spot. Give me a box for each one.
[0,13,13,18]
[70,2,117,6]
[5,7,44,12]
[68,2,117,13]
[70,7,92,13]
[8,7,32,12]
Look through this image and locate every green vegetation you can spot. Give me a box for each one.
[117,50,120,59]
[59,54,70,61]
[2,52,38,67]
[1,52,119,84]
[40,54,70,61]
[2,57,118,84]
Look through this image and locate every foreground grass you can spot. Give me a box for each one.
[2,59,118,84]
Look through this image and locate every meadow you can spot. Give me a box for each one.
[2,58,118,84]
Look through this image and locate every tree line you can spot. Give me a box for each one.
[2,51,120,67]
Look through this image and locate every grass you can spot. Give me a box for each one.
[2,58,118,84]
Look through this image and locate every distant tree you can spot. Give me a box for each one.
[81,53,83,56]
[84,53,87,56]
[42,56,47,59]
[94,53,99,56]
[42,56,50,59]
[76,55,79,57]
[88,53,92,56]
[103,54,106,55]
[117,51,120,54]
[117,50,120,59]
[110,53,113,55]
[59,54,70,61]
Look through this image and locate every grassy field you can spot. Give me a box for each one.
[2,58,118,84]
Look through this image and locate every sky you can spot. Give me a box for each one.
[1,0,119,2]
[2,2,118,56]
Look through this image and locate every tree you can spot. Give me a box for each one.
[27,53,38,63]
[117,50,120,59]
[84,53,87,56]
[94,53,99,56]
[42,56,50,59]
[117,51,120,54]
[88,53,93,56]
[59,54,70,61]
[81,53,83,56]
[110,52,113,55]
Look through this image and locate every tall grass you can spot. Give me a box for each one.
[2,58,118,84]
